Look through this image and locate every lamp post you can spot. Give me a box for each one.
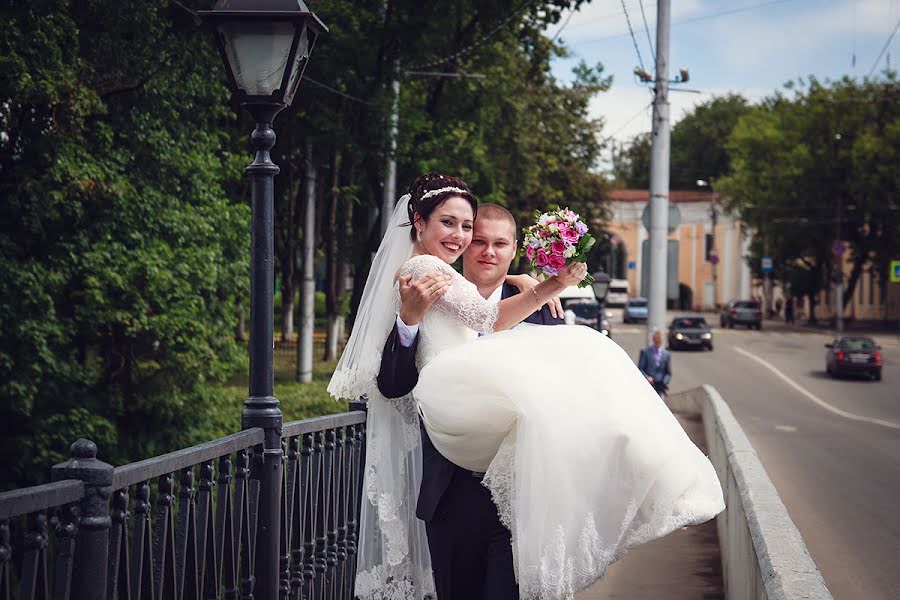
[591,270,612,306]
[200,2,325,597]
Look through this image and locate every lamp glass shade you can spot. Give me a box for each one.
[591,274,611,299]
[218,21,296,96]
[283,26,312,106]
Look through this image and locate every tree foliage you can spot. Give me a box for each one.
[718,75,900,321]
[611,94,751,189]
[0,0,249,487]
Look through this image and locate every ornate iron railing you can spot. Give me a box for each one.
[0,405,367,600]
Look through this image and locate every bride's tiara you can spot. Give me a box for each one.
[420,186,467,201]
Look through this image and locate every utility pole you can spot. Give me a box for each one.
[298,139,316,383]
[647,0,671,338]
[381,60,400,236]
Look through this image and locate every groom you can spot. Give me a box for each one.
[376,203,564,600]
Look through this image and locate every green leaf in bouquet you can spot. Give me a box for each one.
[579,234,596,253]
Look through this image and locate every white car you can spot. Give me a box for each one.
[605,279,629,307]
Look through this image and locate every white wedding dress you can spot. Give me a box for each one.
[403,254,725,599]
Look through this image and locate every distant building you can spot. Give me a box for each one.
[601,189,751,310]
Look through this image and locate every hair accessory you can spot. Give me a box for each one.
[420,186,467,201]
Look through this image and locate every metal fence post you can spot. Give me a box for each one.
[51,438,113,600]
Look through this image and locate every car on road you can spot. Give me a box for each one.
[668,316,713,351]
[623,297,648,324]
[564,298,612,337]
[825,336,883,381]
[606,278,629,307]
[720,299,763,329]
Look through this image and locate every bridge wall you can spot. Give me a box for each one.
[666,385,833,600]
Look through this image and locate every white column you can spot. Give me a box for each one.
[690,224,697,309]
[723,219,734,302]
[636,212,647,296]
[739,228,752,299]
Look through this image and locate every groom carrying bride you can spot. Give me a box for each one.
[377,203,563,600]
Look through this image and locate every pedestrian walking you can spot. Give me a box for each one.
[785,297,795,324]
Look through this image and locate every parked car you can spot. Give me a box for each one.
[668,316,713,351]
[825,336,883,380]
[720,299,763,329]
[606,278,629,307]
[564,298,612,337]
[623,297,648,324]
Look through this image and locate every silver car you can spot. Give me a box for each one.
[720,300,763,330]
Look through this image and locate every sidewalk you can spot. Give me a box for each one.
[576,412,724,600]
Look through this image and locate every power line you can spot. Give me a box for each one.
[638,0,655,65]
[867,14,900,78]
[403,2,535,71]
[576,0,798,47]
[550,8,576,43]
[606,102,653,139]
[620,0,647,73]
[303,77,371,105]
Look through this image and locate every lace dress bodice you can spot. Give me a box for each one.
[398,255,499,370]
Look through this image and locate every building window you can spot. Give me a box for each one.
[704,233,713,261]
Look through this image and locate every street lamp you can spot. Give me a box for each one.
[199,2,326,597]
[591,270,612,304]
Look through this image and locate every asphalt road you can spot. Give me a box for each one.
[608,312,900,600]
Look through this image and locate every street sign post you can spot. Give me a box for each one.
[832,240,847,257]
[761,257,773,273]
[708,249,719,265]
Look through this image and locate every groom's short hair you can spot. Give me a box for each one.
[476,204,517,240]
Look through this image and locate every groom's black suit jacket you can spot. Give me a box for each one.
[376,282,564,521]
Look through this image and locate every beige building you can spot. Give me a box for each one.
[602,189,751,310]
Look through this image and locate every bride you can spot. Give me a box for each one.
[328,173,725,600]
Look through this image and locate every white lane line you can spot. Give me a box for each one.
[734,346,900,430]
[774,425,797,432]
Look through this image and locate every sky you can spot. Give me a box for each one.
[546,0,899,168]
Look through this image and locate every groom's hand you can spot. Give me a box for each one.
[398,272,451,325]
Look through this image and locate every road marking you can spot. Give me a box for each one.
[734,346,900,430]
[775,425,797,432]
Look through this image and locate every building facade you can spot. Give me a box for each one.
[602,189,751,310]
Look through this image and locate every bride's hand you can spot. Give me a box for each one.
[506,274,563,319]
[554,262,588,288]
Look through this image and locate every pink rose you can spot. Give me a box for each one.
[535,249,550,267]
[560,227,580,244]
[526,246,535,259]
[550,240,566,255]
[548,254,566,270]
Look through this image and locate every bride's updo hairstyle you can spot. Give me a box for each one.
[407,172,478,241]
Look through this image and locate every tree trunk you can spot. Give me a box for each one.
[297,140,316,383]
[235,305,246,341]
[324,148,342,361]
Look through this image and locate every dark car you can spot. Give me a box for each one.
[825,336,883,381]
[564,298,612,337]
[720,300,763,329]
[623,297,648,324]
[668,316,713,351]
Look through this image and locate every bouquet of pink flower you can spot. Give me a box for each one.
[521,207,595,287]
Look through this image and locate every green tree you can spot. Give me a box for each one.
[0,0,249,487]
[718,75,900,322]
[611,94,750,189]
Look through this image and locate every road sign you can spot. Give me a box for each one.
[891,260,900,283]
[832,240,847,256]
[641,203,681,234]
[761,257,773,273]
[627,261,636,270]
[708,248,719,265]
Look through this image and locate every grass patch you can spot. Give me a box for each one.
[213,340,348,435]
